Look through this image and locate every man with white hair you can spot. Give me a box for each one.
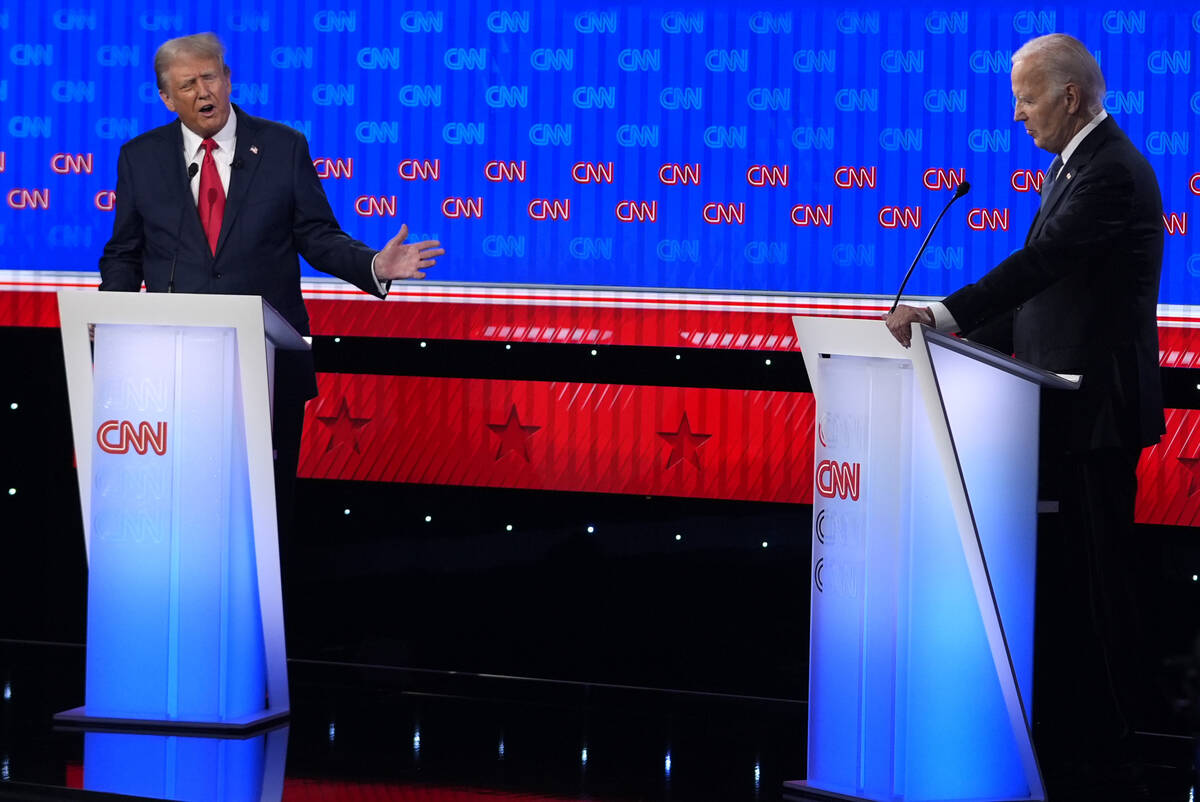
[887,33,1165,790]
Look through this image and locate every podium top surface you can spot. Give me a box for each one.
[792,316,1079,391]
[57,291,310,351]
[923,328,1079,390]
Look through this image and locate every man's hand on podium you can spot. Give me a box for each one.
[884,305,935,348]
[374,224,446,280]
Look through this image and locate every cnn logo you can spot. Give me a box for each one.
[96,420,168,456]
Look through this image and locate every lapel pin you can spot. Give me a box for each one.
[250,145,259,155]
[1065,172,1072,180]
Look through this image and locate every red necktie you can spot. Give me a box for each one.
[197,138,225,255]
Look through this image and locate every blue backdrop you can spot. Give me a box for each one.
[0,2,1196,302]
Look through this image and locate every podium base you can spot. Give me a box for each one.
[782,782,871,802]
[53,705,289,735]
[783,780,1038,802]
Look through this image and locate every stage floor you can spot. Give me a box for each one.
[0,640,1193,802]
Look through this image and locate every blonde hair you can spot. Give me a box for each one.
[154,33,228,93]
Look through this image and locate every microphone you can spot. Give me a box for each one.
[167,162,200,294]
[889,181,971,313]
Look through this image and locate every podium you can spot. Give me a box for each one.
[785,317,1079,802]
[55,291,307,731]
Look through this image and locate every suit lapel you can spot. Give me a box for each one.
[1026,117,1113,242]
[214,106,263,259]
[168,120,211,260]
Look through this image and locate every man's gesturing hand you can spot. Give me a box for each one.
[884,304,935,348]
[374,224,445,280]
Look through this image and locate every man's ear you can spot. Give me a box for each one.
[1063,82,1081,114]
[159,90,176,114]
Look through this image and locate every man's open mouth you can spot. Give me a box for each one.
[199,104,215,114]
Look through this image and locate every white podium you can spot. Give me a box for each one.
[56,291,307,731]
[785,317,1078,802]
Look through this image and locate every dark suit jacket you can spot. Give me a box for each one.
[98,105,382,396]
[943,116,1165,452]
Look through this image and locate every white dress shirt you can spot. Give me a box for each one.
[180,114,236,203]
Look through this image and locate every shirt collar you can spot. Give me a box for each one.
[1058,109,1107,169]
[180,107,237,159]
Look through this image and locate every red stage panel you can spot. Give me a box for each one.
[300,374,816,505]
[5,280,1200,525]
[1136,408,1200,528]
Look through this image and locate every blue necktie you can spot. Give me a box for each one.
[1040,155,1063,209]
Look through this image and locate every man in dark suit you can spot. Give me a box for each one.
[98,32,444,551]
[887,33,1164,790]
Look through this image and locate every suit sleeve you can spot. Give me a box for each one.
[943,161,1138,332]
[97,146,146,291]
[289,134,382,298]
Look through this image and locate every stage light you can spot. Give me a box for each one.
[765,359,772,366]
[505,524,513,531]
[333,337,341,343]
[586,525,595,533]
[665,751,672,777]
[2,682,10,700]
[754,760,761,790]
[328,722,336,742]
[7,488,14,496]
[581,747,588,766]
[8,403,16,410]
[425,515,433,523]
[343,508,350,516]
[590,349,598,356]
[413,728,421,755]
[761,541,768,548]
[1,756,8,781]
[505,344,512,350]
[675,534,682,541]
[420,341,427,348]
[498,737,505,758]
[675,354,681,360]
